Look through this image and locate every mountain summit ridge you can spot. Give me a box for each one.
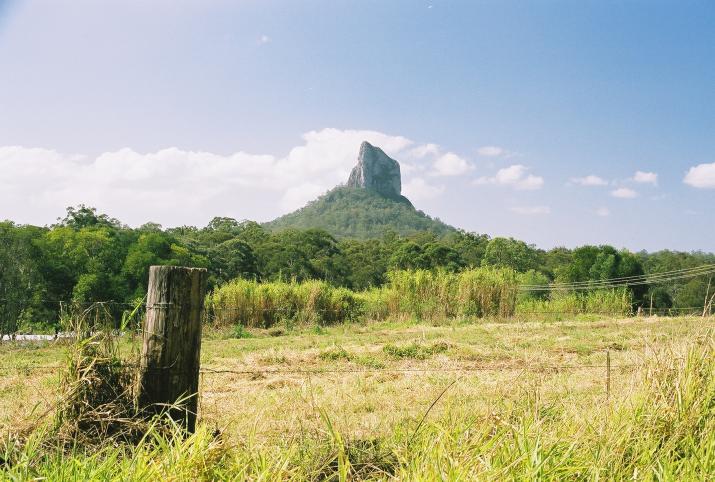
[346,141,409,204]
[265,141,454,239]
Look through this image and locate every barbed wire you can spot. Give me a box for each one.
[0,360,642,375]
[197,363,640,376]
[1,301,709,313]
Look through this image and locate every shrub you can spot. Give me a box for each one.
[232,325,254,339]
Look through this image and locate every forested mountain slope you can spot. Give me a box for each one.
[265,186,455,239]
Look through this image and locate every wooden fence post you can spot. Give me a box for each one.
[138,265,207,433]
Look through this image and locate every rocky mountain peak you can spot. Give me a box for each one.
[346,141,402,200]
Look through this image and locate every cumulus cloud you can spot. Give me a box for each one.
[408,143,439,159]
[570,175,608,186]
[473,164,544,190]
[0,128,469,226]
[404,142,473,176]
[280,182,325,210]
[476,146,506,157]
[611,187,638,199]
[632,170,658,185]
[595,207,610,217]
[683,162,715,189]
[402,177,444,201]
[430,152,472,176]
[509,206,550,215]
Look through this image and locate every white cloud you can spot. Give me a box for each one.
[611,187,638,199]
[0,128,434,226]
[405,143,473,176]
[398,161,419,175]
[633,170,658,185]
[509,206,550,215]
[408,143,439,159]
[431,152,472,176]
[683,162,715,189]
[477,146,505,157]
[280,182,325,210]
[595,207,610,217]
[402,177,444,201]
[474,164,544,190]
[570,175,608,186]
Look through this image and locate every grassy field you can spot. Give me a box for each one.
[1,315,714,479]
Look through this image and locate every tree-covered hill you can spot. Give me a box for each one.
[265,186,456,239]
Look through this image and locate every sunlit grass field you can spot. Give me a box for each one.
[1,315,713,480]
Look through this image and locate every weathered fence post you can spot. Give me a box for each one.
[138,265,207,433]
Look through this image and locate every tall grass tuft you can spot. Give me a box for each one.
[516,288,633,320]
[52,304,137,445]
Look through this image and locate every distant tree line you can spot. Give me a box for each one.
[1,205,713,333]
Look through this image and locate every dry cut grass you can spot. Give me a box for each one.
[0,315,713,480]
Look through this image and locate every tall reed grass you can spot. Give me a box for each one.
[516,288,633,319]
[206,268,519,327]
[207,270,635,329]
[383,268,518,320]
[206,279,363,327]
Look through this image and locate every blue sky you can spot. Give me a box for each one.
[0,0,713,251]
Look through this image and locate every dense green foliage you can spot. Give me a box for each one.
[1,204,714,334]
[265,186,455,239]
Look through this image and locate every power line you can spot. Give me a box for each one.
[520,265,715,291]
[519,264,715,289]
[520,264,715,288]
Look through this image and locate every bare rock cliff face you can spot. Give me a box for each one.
[347,141,403,200]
